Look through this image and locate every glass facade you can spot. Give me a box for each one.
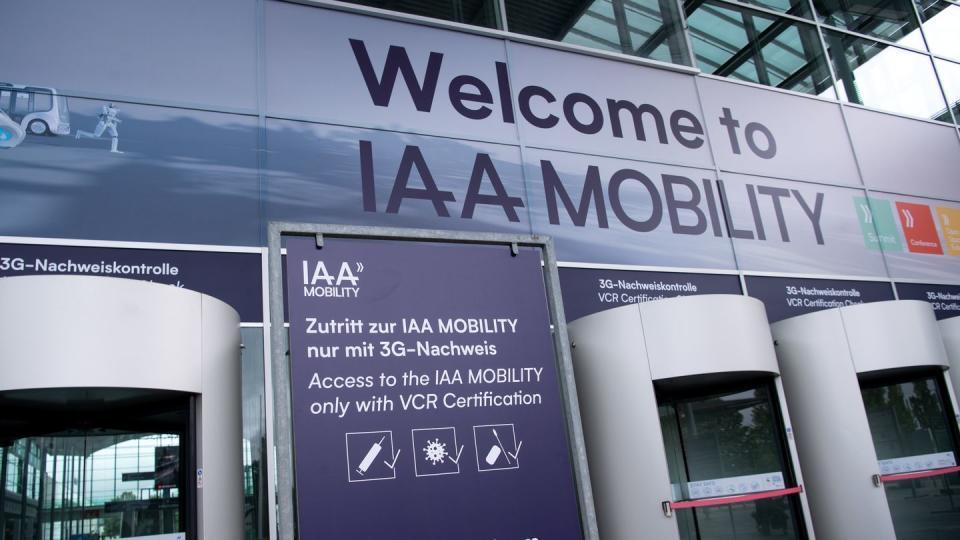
[0,329,268,540]
[506,0,691,65]
[2,433,186,539]
[824,29,948,119]
[658,382,805,539]
[335,0,960,123]
[685,0,831,95]
[339,0,500,28]
[861,374,960,539]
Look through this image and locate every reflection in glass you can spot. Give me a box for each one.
[658,383,805,539]
[686,0,832,95]
[824,30,949,120]
[813,0,920,43]
[861,375,960,539]
[337,0,501,29]
[505,0,691,65]
[917,0,960,60]
[735,0,813,18]
[241,327,269,540]
[2,434,184,540]
[935,58,960,124]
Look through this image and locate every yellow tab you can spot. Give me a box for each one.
[937,207,960,256]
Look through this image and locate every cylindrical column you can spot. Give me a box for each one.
[0,275,242,540]
[940,315,960,397]
[772,308,896,540]
[771,300,952,540]
[569,304,679,540]
[570,295,810,539]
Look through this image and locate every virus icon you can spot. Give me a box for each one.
[422,438,448,465]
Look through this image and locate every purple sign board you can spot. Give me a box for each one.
[895,283,960,320]
[284,235,584,539]
[558,267,742,322]
[0,243,263,321]
[745,275,895,323]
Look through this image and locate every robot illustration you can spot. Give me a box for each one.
[76,103,123,153]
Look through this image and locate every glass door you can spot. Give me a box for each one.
[658,381,807,540]
[861,371,960,540]
[0,390,193,540]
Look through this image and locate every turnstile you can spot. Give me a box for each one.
[772,300,960,540]
[569,295,813,540]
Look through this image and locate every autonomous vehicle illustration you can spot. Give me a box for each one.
[0,82,71,137]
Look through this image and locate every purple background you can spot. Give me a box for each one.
[895,282,960,320]
[285,235,584,540]
[0,243,263,321]
[746,275,895,322]
[558,267,742,321]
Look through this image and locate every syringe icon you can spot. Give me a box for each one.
[356,436,386,476]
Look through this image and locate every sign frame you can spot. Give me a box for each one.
[267,222,599,540]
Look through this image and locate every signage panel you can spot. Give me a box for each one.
[697,78,860,185]
[844,107,960,202]
[265,4,518,143]
[896,202,943,255]
[558,267,741,321]
[895,282,960,320]
[523,147,737,269]
[871,194,960,281]
[284,234,584,539]
[745,275,895,322]
[505,41,714,168]
[721,174,888,276]
[0,243,263,321]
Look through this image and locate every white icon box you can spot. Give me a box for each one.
[473,424,520,472]
[345,430,399,483]
[411,427,462,477]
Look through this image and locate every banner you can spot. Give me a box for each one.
[284,234,584,539]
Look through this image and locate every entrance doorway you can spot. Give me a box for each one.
[0,389,195,540]
[657,380,807,540]
[861,369,960,539]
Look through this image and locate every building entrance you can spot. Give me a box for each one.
[0,388,194,540]
[657,380,806,540]
[860,370,960,539]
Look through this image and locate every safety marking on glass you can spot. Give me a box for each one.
[878,451,956,476]
[686,471,785,499]
[671,486,802,510]
[880,465,960,483]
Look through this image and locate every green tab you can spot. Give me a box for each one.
[854,197,903,252]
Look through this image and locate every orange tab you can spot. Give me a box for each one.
[937,207,960,256]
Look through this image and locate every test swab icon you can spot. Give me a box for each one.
[356,436,385,476]
[485,428,511,465]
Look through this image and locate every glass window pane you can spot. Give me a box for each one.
[678,498,805,540]
[735,0,813,18]
[32,91,53,113]
[506,0,692,65]
[935,58,960,124]
[813,0,920,43]
[658,384,805,539]
[824,29,949,119]
[917,0,960,60]
[862,376,960,540]
[862,378,955,459]
[686,1,832,95]
[336,0,501,29]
